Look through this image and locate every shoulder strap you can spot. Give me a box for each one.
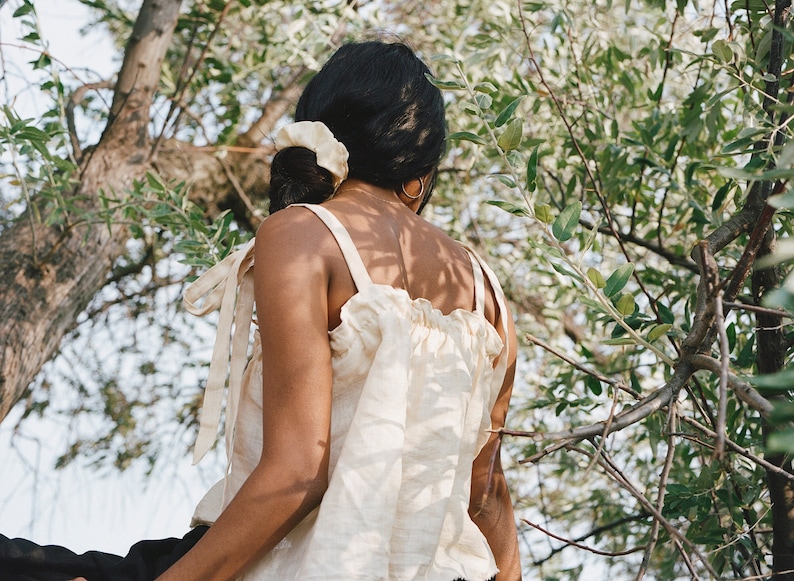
[464,248,486,315]
[460,244,511,395]
[293,203,373,290]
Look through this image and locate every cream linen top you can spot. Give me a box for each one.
[183,204,510,581]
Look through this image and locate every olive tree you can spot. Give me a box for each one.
[4,0,794,579]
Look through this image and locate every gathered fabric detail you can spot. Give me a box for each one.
[185,203,510,581]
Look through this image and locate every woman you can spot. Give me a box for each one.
[1,40,520,581]
[167,39,521,581]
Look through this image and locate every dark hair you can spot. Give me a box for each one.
[269,40,446,214]
[269,148,336,213]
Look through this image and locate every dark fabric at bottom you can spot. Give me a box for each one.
[0,526,208,581]
[0,528,493,581]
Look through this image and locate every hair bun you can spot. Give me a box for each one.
[269,147,336,213]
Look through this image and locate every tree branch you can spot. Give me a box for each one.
[507,361,691,446]
[689,353,774,417]
[66,80,115,160]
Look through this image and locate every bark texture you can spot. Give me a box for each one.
[0,0,306,423]
[0,0,183,422]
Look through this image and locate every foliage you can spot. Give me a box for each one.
[424,0,794,578]
[4,0,794,578]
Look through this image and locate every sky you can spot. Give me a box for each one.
[0,0,211,556]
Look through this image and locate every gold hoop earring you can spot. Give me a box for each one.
[400,177,424,200]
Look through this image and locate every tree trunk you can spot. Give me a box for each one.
[0,0,183,423]
[0,0,321,423]
[755,228,793,579]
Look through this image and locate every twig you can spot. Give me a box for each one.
[518,440,569,465]
[721,201,780,309]
[698,242,730,459]
[678,415,794,483]
[218,157,265,229]
[150,0,234,159]
[714,290,730,460]
[65,80,115,159]
[523,518,646,558]
[525,333,640,399]
[581,219,698,273]
[507,361,692,445]
[531,512,651,565]
[637,403,678,581]
[740,568,794,580]
[683,241,718,357]
[585,385,622,476]
[689,353,774,417]
[723,301,794,319]
[572,445,717,579]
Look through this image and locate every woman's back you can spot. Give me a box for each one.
[198,198,509,580]
[318,184,502,333]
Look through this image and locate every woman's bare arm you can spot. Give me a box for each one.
[470,303,522,581]
[156,209,335,581]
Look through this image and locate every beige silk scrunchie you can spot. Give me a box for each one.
[275,121,349,189]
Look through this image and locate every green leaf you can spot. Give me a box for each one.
[713,164,794,182]
[604,263,634,297]
[767,429,794,453]
[711,183,731,212]
[580,296,608,314]
[146,171,167,192]
[722,128,766,153]
[585,375,603,396]
[486,200,530,217]
[617,293,635,316]
[476,93,493,110]
[426,76,465,90]
[735,336,756,368]
[657,302,675,324]
[494,97,524,128]
[647,323,672,342]
[749,368,794,392]
[535,203,553,224]
[429,54,460,64]
[13,2,35,17]
[497,118,523,151]
[448,131,488,145]
[712,39,733,63]
[581,218,601,256]
[173,239,205,253]
[551,201,582,242]
[587,267,606,288]
[474,82,498,94]
[496,175,517,188]
[602,337,638,346]
[526,145,540,192]
[769,187,794,209]
[528,239,563,259]
[778,140,794,169]
[551,261,584,283]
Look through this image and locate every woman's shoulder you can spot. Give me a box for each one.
[254,205,337,267]
[256,204,334,242]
